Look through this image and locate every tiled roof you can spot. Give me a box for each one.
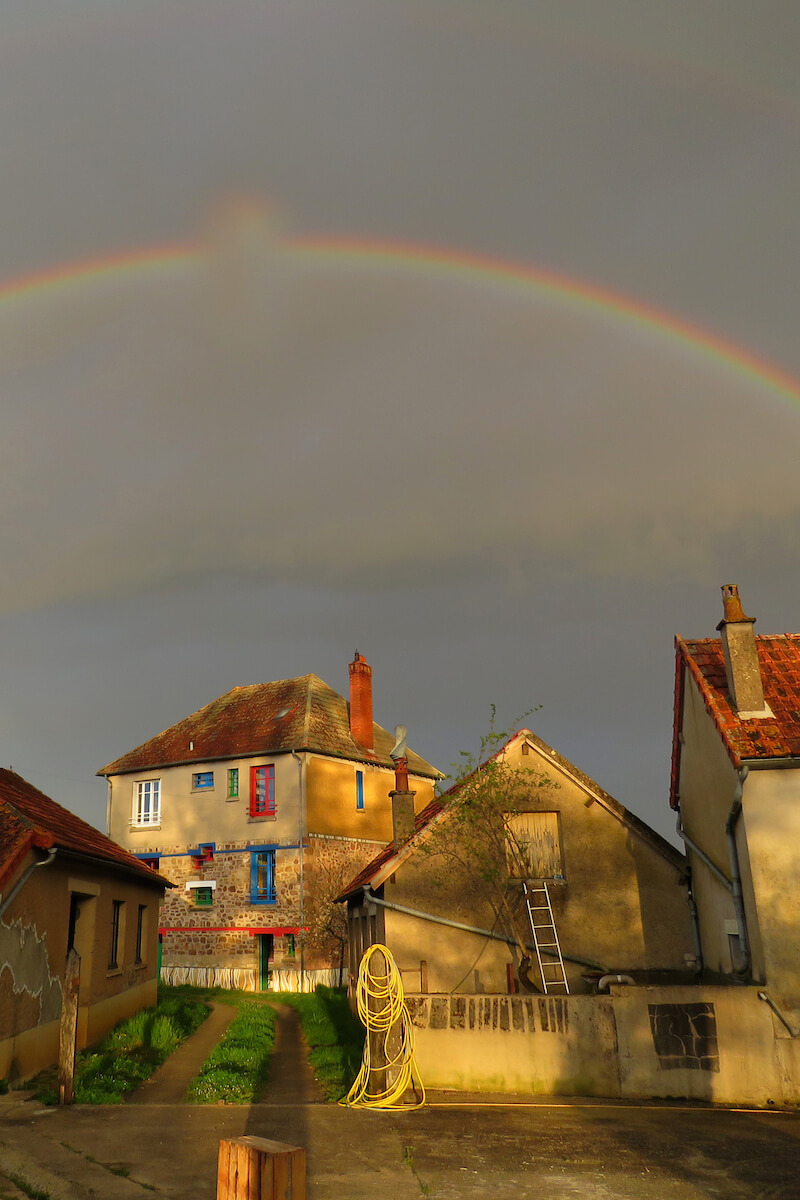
[0,769,169,890]
[338,728,684,900]
[98,675,440,780]
[673,634,800,787]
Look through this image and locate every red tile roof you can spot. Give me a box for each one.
[98,674,440,780]
[0,769,169,890]
[338,728,684,900]
[673,634,800,796]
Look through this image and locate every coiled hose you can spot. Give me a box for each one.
[341,943,426,1109]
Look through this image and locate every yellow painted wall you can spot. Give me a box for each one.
[306,755,434,841]
[741,768,800,998]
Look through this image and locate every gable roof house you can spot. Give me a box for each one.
[99,653,440,992]
[0,769,169,1083]
[672,584,800,998]
[340,728,692,998]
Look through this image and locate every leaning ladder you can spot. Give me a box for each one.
[523,880,569,994]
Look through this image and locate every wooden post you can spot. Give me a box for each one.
[217,1137,305,1200]
[58,947,81,1105]
[419,959,428,994]
[367,946,388,1100]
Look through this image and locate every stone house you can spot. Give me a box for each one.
[100,653,440,991]
[0,769,168,1082]
[340,728,693,996]
[672,584,800,1000]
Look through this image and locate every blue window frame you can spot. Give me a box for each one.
[356,769,364,811]
[250,849,276,904]
[192,771,214,790]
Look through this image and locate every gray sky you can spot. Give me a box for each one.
[2,0,800,841]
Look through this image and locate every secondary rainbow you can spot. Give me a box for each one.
[2,234,799,408]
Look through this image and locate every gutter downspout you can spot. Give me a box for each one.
[758,992,800,1038]
[726,765,751,979]
[0,847,58,920]
[105,778,112,837]
[362,886,607,973]
[675,814,732,890]
[291,750,305,992]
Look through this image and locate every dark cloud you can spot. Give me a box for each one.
[1,1,800,841]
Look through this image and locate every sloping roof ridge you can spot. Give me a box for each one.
[0,769,168,886]
[516,730,685,866]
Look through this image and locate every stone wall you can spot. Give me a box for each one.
[404,985,800,1107]
[157,834,380,987]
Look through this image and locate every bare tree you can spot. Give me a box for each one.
[418,708,556,988]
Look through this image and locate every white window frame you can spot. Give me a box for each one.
[133,779,161,827]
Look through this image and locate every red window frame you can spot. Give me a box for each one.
[250,765,276,817]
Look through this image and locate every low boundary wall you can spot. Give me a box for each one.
[406,986,800,1107]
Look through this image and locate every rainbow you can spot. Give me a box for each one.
[2,234,800,407]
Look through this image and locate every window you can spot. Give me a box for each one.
[194,886,214,907]
[189,843,214,867]
[227,768,239,798]
[135,904,146,963]
[250,765,276,817]
[355,770,364,811]
[133,780,160,827]
[108,900,124,969]
[506,812,563,879]
[250,850,276,904]
[192,771,214,790]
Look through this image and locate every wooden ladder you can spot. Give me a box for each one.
[523,880,569,994]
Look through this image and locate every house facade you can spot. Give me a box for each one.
[0,769,168,1083]
[100,654,440,991]
[672,584,800,999]
[341,729,693,996]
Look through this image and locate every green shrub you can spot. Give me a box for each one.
[27,996,209,1105]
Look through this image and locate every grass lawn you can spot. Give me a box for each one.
[28,994,209,1104]
[275,985,365,1101]
[186,998,276,1104]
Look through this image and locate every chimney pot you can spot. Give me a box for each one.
[349,651,374,750]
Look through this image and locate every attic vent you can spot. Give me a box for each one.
[276,707,291,719]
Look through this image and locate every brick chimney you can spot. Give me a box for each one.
[349,651,374,750]
[716,585,771,718]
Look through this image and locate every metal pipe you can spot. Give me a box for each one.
[362,887,607,972]
[291,749,306,991]
[726,765,751,978]
[685,871,704,976]
[597,974,635,991]
[758,991,800,1037]
[0,847,57,919]
[675,814,732,890]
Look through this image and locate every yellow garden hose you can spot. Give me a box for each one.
[341,943,426,1109]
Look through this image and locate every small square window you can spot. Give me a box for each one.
[194,886,214,908]
[227,768,239,798]
[138,855,160,871]
[192,771,214,790]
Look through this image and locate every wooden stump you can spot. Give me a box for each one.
[217,1137,305,1200]
[58,947,80,1106]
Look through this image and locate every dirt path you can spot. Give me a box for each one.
[258,1001,325,1104]
[128,1000,237,1104]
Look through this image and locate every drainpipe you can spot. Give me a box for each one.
[726,765,751,979]
[362,887,607,973]
[758,992,800,1038]
[674,813,713,977]
[597,974,635,991]
[105,778,112,837]
[675,813,732,890]
[291,750,305,992]
[0,847,58,920]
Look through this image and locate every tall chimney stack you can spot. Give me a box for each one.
[349,651,374,750]
[716,585,771,718]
